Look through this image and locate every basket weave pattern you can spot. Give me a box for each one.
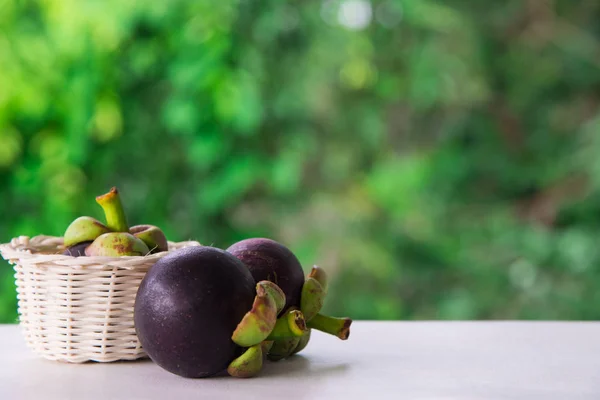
[0,235,200,363]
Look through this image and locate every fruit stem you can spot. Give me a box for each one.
[96,187,129,232]
[266,310,306,340]
[307,313,352,340]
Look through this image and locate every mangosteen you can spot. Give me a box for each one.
[135,246,255,378]
[227,238,352,360]
[134,246,301,378]
[226,238,305,314]
[62,241,93,257]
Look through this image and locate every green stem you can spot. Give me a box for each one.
[266,310,306,340]
[307,313,352,340]
[96,187,129,232]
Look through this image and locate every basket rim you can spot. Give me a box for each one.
[0,235,201,269]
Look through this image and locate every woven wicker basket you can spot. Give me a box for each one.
[0,235,201,363]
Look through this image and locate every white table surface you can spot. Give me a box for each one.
[1,322,599,400]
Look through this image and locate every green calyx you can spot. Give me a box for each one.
[300,277,326,322]
[260,340,274,359]
[300,266,329,321]
[298,265,352,340]
[291,329,311,355]
[227,344,263,378]
[63,216,111,247]
[307,313,352,340]
[85,232,150,256]
[267,337,301,361]
[231,267,349,366]
[259,280,286,314]
[62,187,167,258]
[267,328,311,361]
[130,224,168,253]
[308,265,328,292]
[64,187,129,249]
[232,281,280,347]
[96,187,129,233]
[266,309,307,341]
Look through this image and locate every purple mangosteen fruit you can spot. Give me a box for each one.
[62,241,93,257]
[227,238,305,315]
[134,246,305,378]
[227,238,352,360]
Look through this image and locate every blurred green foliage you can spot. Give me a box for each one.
[1,0,600,323]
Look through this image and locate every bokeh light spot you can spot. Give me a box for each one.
[340,59,378,89]
[338,0,372,31]
[92,97,123,142]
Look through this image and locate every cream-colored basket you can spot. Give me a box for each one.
[0,235,201,363]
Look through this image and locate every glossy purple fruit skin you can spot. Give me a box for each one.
[134,246,255,378]
[62,241,92,257]
[227,238,304,315]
